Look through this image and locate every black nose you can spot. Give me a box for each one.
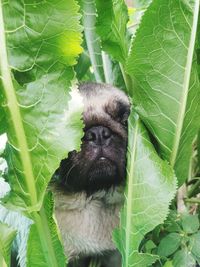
[84,126,112,145]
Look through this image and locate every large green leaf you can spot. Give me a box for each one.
[0,223,16,267]
[27,192,65,267]
[80,0,105,82]
[0,0,83,211]
[127,0,200,185]
[95,0,129,64]
[0,1,83,266]
[113,110,177,267]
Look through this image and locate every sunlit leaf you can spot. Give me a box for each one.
[0,0,83,211]
[0,1,83,266]
[127,0,200,185]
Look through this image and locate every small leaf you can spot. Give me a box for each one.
[173,249,196,267]
[190,231,200,258]
[144,240,156,253]
[163,261,173,267]
[182,214,199,234]
[129,252,158,267]
[0,223,16,267]
[157,233,181,257]
[164,211,182,233]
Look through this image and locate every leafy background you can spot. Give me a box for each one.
[0,0,200,267]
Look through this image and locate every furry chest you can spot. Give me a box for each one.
[54,191,122,258]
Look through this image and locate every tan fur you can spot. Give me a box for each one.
[53,186,124,258]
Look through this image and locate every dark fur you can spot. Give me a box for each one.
[57,83,130,194]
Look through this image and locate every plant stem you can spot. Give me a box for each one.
[101,51,113,84]
[187,177,200,198]
[177,184,187,213]
[119,63,133,95]
[82,0,105,83]
[184,197,200,204]
[124,116,139,267]
[32,208,60,267]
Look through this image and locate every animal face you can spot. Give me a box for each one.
[58,83,130,194]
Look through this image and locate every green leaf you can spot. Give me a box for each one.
[190,231,200,258]
[163,261,173,267]
[95,0,129,64]
[0,1,83,266]
[27,192,66,267]
[0,223,16,267]
[127,0,200,185]
[181,214,199,234]
[157,233,181,257]
[80,0,105,82]
[0,0,83,211]
[164,211,182,233]
[75,50,91,81]
[113,110,177,267]
[144,240,156,253]
[173,249,196,267]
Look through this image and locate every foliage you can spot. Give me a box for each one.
[0,0,83,266]
[0,0,200,267]
[113,111,176,267]
[126,0,200,186]
[0,223,16,267]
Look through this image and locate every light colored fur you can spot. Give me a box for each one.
[53,186,124,259]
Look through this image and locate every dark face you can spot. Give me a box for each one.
[57,83,130,194]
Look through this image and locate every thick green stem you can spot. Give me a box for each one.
[82,0,105,83]
[32,208,60,267]
[119,63,133,95]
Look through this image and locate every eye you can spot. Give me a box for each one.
[117,103,130,126]
[105,100,130,126]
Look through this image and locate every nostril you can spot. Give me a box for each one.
[102,127,111,139]
[85,130,96,142]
